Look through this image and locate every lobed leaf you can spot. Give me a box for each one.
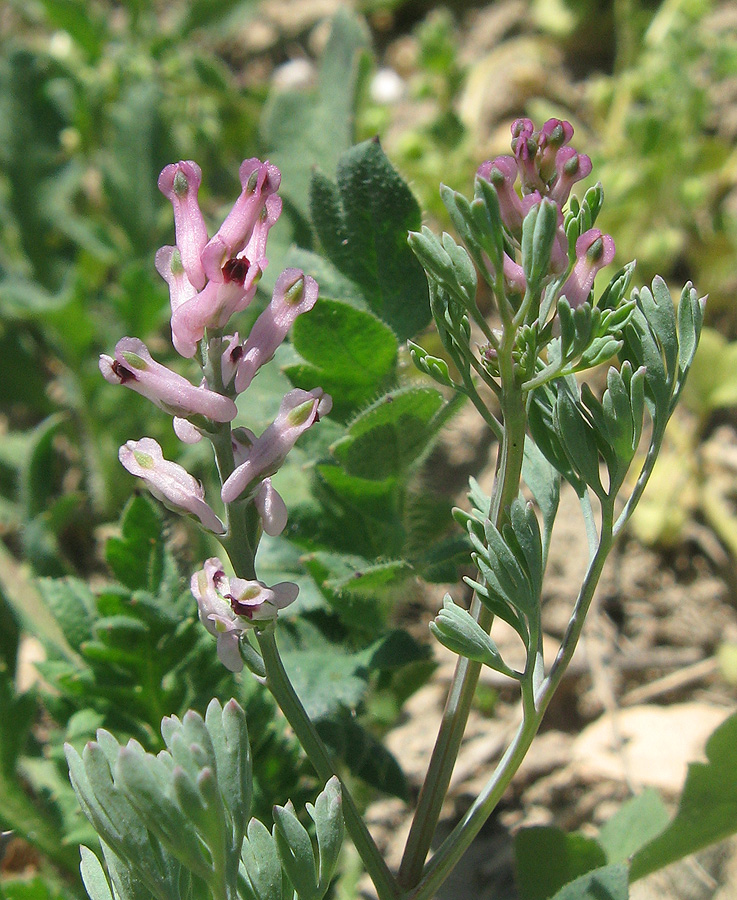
[241,818,287,900]
[307,776,344,892]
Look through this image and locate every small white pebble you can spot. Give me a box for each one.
[49,30,74,59]
[271,58,316,91]
[370,68,405,105]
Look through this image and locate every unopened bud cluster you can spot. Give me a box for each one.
[477,117,614,307]
[100,159,331,661]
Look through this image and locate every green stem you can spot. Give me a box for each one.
[408,515,614,900]
[256,631,402,900]
[397,366,526,890]
[211,426,257,581]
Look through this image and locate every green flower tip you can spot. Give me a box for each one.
[287,399,316,427]
[132,449,155,469]
[284,276,305,306]
[120,350,148,370]
[172,170,189,197]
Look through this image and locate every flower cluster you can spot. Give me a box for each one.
[477,117,615,307]
[100,158,330,660]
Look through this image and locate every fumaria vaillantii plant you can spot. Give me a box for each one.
[68,118,706,900]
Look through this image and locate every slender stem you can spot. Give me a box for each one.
[545,514,613,695]
[211,425,257,580]
[613,425,664,536]
[396,603,488,890]
[578,489,599,560]
[407,512,615,900]
[398,352,526,889]
[256,631,402,900]
[461,383,503,440]
[406,715,535,900]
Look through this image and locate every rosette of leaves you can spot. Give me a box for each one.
[67,698,344,900]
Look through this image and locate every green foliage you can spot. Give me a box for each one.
[310,139,431,341]
[598,790,670,864]
[68,700,344,900]
[515,828,607,900]
[262,9,371,224]
[630,711,737,879]
[514,714,737,897]
[284,300,398,423]
[548,865,628,900]
[331,388,445,480]
[275,620,430,798]
[589,0,737,318]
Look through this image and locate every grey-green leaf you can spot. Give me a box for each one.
[273,803,319,900]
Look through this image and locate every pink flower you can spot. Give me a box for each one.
[100,337,237,422]
[511,118,543,194]
[230,428,289,535]
[119,438,224,534]
[169,257,258,358]
[200,159,281,282]
[155,246,197,315]
[221,388,332,504]
[158,161,209,290]
[550,147,593,205]
[156,158,283,358]
[477,156,526,234]
[502,254,527,296]
[191,557,298,671]
[560,229,616,308]
[537,119,574,183]
[235,269,318,393]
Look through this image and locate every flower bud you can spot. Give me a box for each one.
[100,337,237,421]
[255,479,289,536]
[119,438,225,534]
[173,417,202,444]
[235,269,318,393]
[158,161,208,290]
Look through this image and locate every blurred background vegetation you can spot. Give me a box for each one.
[2,0,737,896]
